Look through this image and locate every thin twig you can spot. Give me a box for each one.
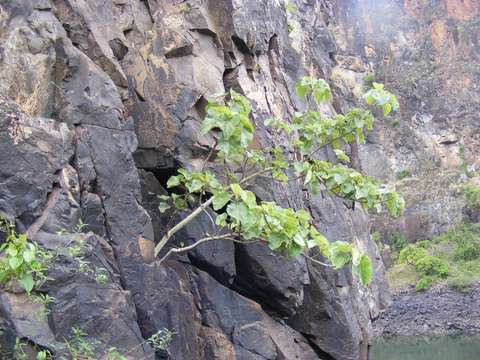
[154,197,214,257]
[238,155,249,182]
[201,205,216,227]
[308,129,356,159]
[201,139,218,171]
[302,253,332,267]
[154,166,273,258]
[240,167,273,185]
[158,234,263,264]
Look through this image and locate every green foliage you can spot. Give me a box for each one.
[363,82,399,116]
[447,271,474,293]
[415,256,448,278]
[147,328,174,351]
[416,275,433,291]
[295,160,405,216]
[363,73,376,87]
[464,183,480,209]
[454,239,480,261]
[395,169,411,180]
[65,236,111,285]
[355,252,374,285]
[74,219,88,233]
[106,347,128,360]
[157,77,402,286]
[296,76,332,104]
[64,327,96,360]
[225,185,311,256]
[13,338,52,360]
[37,349,52,360]
[285,1,297,13]
[179,3,190,13]
[391,232,407,251]
[399,244,448,278]
[391,224,480,292]
[447,224,480,261]
[416,240,431,249]
[0,216,51,293]
[287,21,294,34]
[435,223,480,261]
[94,267,109,284]
[33,293,56,318]
[371,231,381,244]
[56,218,87,236]
[200,91,254,162]
[14,338,28,360]
[398,244,449,290]
[56,326,173,359]
[398,244,424,263]
[167,169,222,196]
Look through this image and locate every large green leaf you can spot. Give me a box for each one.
[200,116,222,134]
[267,233,286,250]
[239,190,257,208]
[6,246,18,257]
[166,176,180,188]
[212,191,232,210]
[295,78,310,99]
[357,254,373,285]
[230,184,242,197]
[329,241,353,269]
[23,246,36,263]
[215,213,228,227]
[158,202,170,214]
[186,179,204,193]
[18,273,35,294]
[8,256,23,270]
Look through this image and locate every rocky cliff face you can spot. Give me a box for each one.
[331,0,480,243]
[0,1,423,360]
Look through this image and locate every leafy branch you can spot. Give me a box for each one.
[154,77,403,285]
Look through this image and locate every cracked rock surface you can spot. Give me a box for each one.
[0,1,415,359]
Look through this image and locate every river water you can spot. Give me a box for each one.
[369,334,480,360]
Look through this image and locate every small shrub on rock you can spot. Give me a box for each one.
[416,276,433,291]
[399,245,426,263]
[395,169,411,180]
[454,241,480,261]
[399,243,449,290]
[415,256,449,278]
[464,183,480,209]
[391,232,408,251]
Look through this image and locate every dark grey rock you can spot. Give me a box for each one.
[374,283,480,337]
[0,1,403,359]
[0,100,74,225]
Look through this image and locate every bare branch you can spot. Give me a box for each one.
[201,139,218,171]
[302,253,332,267]
[154,166,275,258]
[201,205,216,228]
[157,234,264,264]
[240,167,273,185]
[154,197,214,257]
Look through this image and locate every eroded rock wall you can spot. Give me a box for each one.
[331,0,480,243]
[0,1,391,359]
